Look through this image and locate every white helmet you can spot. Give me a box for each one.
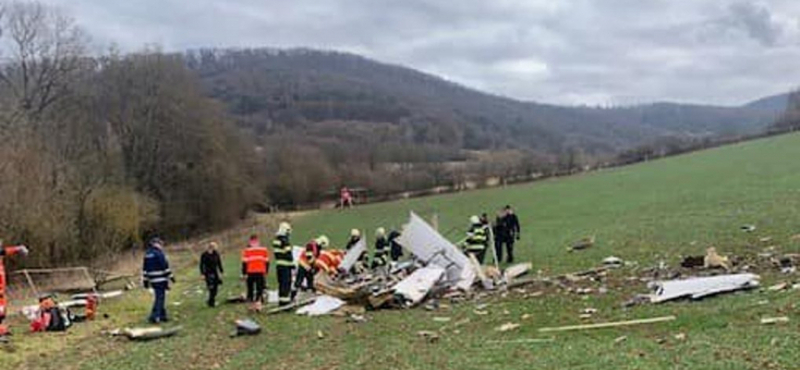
[375,227,386,237]
[469,215,481,224]
[316,235,330,248]
[350,228,361,238]
[277,222,292,236]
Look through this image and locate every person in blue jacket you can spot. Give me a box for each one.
[142,237,174,324]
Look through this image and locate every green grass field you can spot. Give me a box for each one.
[5,132,800,370]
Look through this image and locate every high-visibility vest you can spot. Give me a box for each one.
[315,250,344,275]
[465,225,488,251]
[1,245,25,317]
[241,244,270,274]
[272,236,294,267]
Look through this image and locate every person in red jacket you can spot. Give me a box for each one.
[0,242,28,337]
[293,235,328,298]
[241,235,269,312]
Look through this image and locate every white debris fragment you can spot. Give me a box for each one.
[648,273,760,303]
[296,295,345,316]
[393,266,446,305]
[397,212,476,291]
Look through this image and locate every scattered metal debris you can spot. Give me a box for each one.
[495,322,520,332]
[232,319,260,337]
[648,273,760,303]
[760,317,789,325]
[121,326,183,341]
[602,256,623,268]
[296,295,345,316]
[569,236,595,252]
[538,315,676,333]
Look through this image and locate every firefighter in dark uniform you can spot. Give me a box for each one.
[388,230,403,261]
[371,227,389,270]
[345,229,368,274]
[462,215,488,264]
[272,222,294,306]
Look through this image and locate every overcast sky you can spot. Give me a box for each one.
[40,0,800,106]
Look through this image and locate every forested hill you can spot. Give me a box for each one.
[185,48,784,156]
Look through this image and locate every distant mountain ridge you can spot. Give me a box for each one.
[185,47,787,156]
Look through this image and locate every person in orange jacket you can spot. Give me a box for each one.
[0,242,28,337]
[315,249,345,277]
[293,235,328,297]
[241,235,269,312]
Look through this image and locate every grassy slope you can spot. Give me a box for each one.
[6,133,800,370]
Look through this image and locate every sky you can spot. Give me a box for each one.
[39,0,800,106]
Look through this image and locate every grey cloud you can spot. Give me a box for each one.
[36,0,800,106]
[727,1,782,46]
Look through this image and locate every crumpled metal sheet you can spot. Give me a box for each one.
[393,266,446,305]
[340,235,367,272]
[397,212,476,291]
[296,295,345,316]
[649,273,760,303]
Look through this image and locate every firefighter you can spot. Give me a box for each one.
[371,227,389,270]
[462,215,488,264]
[316,249,345,277]
[272,222,294,306]
[0,242,28,337]
[388,230,403,261]
[200,242,224,307]
[241,235,269,311]
[142,237,174,324]
[345,229,368,274]
[293,235,328,299]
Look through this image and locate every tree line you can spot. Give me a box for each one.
[0,2,258,266]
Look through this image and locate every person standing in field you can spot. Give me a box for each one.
[462,215,488,263]
[199,242,224,307]
[241,235,269,312]
[493,210,508,263]
[142,237,174,323]
[272,222,294,306]
[371,227,389,270]
[388,230,403,262]
[0,241,28,337]
[340,186,354,209]
[500,205,521,263]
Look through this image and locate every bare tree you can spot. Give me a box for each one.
[0,1,87,126]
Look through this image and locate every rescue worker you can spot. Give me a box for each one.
[371,227,389,270]
[241,235,269,312]
[272,222,294,306]
[316,249,345,277]
[0,242,28,337]
[388,230,403,261]
[493,210,508,263]
[142,237,174,324]
[501,205,521,263]
[345,229,368,274]
[293,235,328,298]
[30,294,70,332]
[462,215,488,264]
[199,242,224,307]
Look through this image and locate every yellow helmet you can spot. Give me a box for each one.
[375,227,386,237]
[350,228,361,238]
[316,235,330,248]
[469,215,481,224]
[277,222,292,236]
